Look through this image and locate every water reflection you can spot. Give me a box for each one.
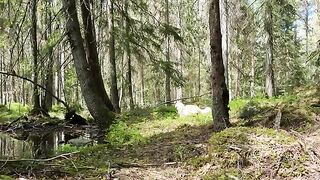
[0,129,94,159]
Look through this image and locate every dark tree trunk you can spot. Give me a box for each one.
[31,0,40,111]
[209,0,231,132]
[108,0,120,113]
[165,0,171,105]
[80,0,115,112]
[265,1,275,97]
[63,0,114,130]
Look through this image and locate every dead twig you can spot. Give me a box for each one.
[7,116,28,127]
[271,150,288,178]
[289,130,320,163]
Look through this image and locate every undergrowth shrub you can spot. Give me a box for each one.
[106,121,146,146]
[56,144,81,153]
[153,105,177,118]
[239,101,262,119]
[51,104,65,114]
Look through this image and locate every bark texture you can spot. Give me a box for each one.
[31,0,40,110]
[108,0,121,113]
[63,0,114,129]
[209,0,231,132]
[124,0,134,109]
[165,0,171,104]
[43,0,54,112]
[265,1,275,97]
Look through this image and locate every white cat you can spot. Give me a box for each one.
[175,101,211,117]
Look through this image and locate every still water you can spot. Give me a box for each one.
[0,128,95,160]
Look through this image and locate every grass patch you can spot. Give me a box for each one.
[0,103,30,124]
[115,105,211,141]
[106,121,146,146]
[232,90,319,132]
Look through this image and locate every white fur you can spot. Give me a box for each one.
[201,107,212,114]
[175,101,211,117]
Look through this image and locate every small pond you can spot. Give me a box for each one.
[0,127,98,160]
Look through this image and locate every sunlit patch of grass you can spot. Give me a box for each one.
[232,88,319,132]
[106,121,146,146]
[106,106,212,146]
[131,114,211,138]
[49,104,66,119]
[56,144,82,154]
[0,175,15,180]
[0,103,30,124]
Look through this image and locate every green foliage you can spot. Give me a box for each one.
[51,104,65,113]
[56,144,81,154]
[106,121,146,146]
[0,103,30,124]
[152,105,177,118]
[229,99,250,115]
[49,105,66,119]
[203,168,239,180]
[173,144,187,161]
[187,156,211,169]
[0,175,14,180]
[239,101,263,119]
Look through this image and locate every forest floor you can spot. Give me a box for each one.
[1,86,320,179]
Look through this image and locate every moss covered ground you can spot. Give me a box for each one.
[1,86,320,179]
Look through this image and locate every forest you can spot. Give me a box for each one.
[0,0,320,179]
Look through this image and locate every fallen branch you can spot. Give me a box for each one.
[0,151,79,162]
[0,71,70,111]
[7,116,28,127]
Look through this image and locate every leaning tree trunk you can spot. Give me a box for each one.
[108,0,121,113]
[63,0,114,130]
[265,1,275,97]
[209,0,231,132]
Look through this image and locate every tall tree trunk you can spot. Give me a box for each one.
[304,0,311,80]
[31,0,40,111]
[250,56,255,97]
[209,0,231,132]
[197,44,201,96]
[0,52,3,104]
[63,0,114,130]
[124,0,134,109]
[139,62,145,106]
[224,0,230,99]
[108,0,120,113]
[80,0,115,112]
[265,1,275,97]
[165,0,171,104]
[43,0,54,112]
[176,0,183,100]
[305,0,309,58]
